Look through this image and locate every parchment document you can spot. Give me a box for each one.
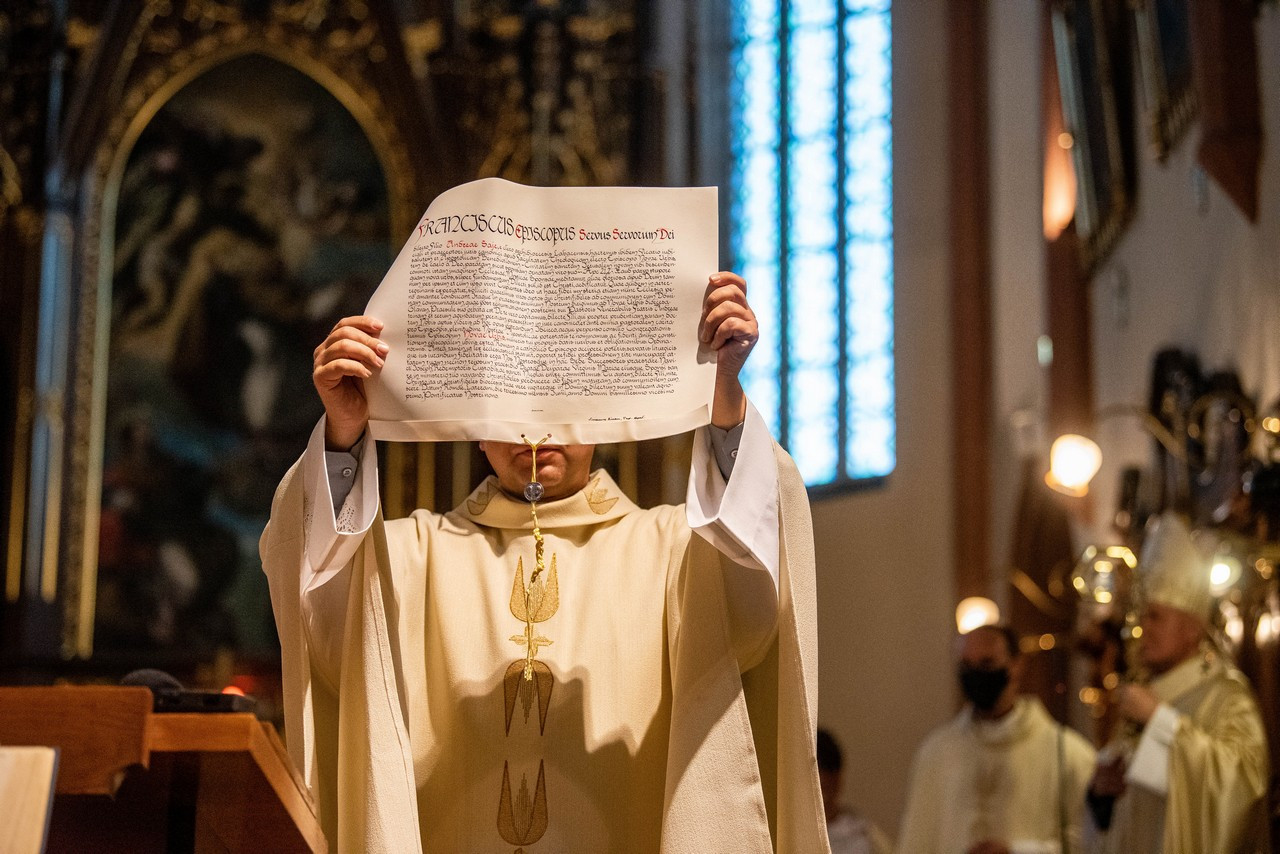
[365,178,719,444]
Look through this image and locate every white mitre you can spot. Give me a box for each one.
[1138,511,1214,621]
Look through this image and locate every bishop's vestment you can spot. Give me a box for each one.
[1095,654,1270,854]
[261,403,829,853]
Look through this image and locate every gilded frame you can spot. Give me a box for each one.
[1051,0,1132,272]
[1131,0,1197,161]
[61,21,419,657]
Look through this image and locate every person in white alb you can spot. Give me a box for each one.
[896,625,1096,854]
[260,271,832,852]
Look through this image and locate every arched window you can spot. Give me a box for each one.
[729,0,894,488]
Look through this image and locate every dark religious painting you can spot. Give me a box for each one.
[1051,0,1132,272]
[1132,0,1196,160]
[97,53,391,657]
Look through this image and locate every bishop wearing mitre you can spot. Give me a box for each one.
[1088,512,1270,854]
[260,272,830,852]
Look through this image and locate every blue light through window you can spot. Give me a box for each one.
[729,0,894,486]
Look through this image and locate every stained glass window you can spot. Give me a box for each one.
[729,0,894,487]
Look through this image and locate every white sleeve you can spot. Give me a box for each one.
[1125,702,1181,796]
[297,417,381,688]
[685,399,779,592]
[301,416,380,592]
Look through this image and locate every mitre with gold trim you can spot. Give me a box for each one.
[1138,511,1215,621]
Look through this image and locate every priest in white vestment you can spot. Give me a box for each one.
[895,625,1097,854]
[260,272,830,853]
[1087,513,1270,854]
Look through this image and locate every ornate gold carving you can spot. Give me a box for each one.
[402,20,443,78]
[65,17,100,53]
[504,658,552,735]
[0,5,58,218]
[497,760,549,847]
[437,2,640,186]
[0,147,21,212]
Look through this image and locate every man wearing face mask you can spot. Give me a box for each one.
[896,625,1096,854]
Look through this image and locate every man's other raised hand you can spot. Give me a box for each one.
[313,315,387,450]
[701,271,758,429]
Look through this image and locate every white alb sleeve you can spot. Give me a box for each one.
[301,416,380,592]
[686,399,779,591]
[1125,702,1180,796]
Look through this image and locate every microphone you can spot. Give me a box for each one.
[120,669,256,714]
[121,668,184,695]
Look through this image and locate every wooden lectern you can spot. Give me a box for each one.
[0,686,326,853]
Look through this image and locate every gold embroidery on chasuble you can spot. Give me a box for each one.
[497,552,556,851]
[467,480,499,516]
[504,659,553,735]
[585,475,619,515]
[510,554,560,679]
[500,434,562,851]
[457,471,633,850]
[501,551,558,849]
[505,554,558,733]
[496,550,558,850]
[498,760,550,847]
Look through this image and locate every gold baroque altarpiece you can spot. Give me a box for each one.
[53,0,436,658]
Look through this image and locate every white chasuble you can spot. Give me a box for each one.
[261,403,830,853]
[1096,656,1270,854]
[895,698,1097,854]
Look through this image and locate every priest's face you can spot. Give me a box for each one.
[1138,602,1204,675]
[478,441,596,501]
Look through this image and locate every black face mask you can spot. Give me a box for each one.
[959,666,1010,711]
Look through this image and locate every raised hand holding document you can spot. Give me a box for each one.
[365,178,719,444]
